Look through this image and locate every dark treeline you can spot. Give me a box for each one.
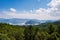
[0,20,60,40]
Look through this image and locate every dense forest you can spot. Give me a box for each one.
[0,20,60,40]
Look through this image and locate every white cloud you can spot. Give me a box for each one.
[10,8,16,12]
[48,0,60,7]
[0,8,59,20]
[0,0,60,20]
[47,0,60,17]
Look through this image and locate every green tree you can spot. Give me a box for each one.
[0,34,10,40]
[24,25,34,40]
[47,24,56,34]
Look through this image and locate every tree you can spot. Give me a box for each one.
[24,25,34,40]
[47,24,56,34]
[0,34,10,40]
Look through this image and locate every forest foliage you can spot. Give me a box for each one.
[0,20,60,40]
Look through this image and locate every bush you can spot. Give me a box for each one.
[0,34,10,40]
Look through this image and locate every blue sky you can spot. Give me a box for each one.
[0,0,60,20]
[0,0,51,11]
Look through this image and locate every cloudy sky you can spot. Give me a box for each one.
[0,0,60,20]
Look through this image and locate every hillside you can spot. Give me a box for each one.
[0,20,60,40]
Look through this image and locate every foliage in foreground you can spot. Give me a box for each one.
[0,21,60,40]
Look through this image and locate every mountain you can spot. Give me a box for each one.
[0,18,55,25]
[25,20,40,25]
[53,20,60,25]
[0,18,28,25]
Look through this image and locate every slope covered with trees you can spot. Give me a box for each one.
[0,20,60,40]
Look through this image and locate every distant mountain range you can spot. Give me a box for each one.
[0,18,56,25]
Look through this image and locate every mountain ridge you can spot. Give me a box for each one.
[0,18,57,25]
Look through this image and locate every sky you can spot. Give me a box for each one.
[0,0,60,20]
